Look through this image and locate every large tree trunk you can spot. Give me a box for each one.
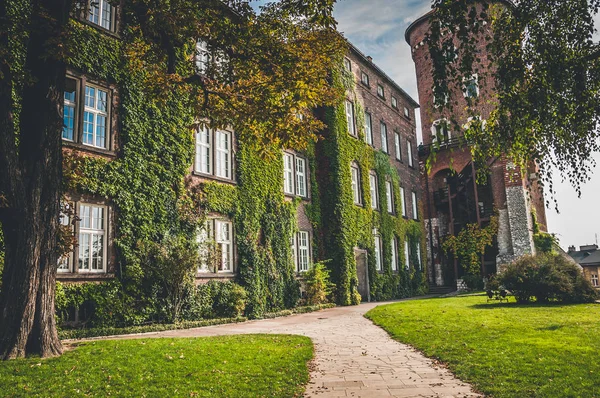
[0,0,72,359]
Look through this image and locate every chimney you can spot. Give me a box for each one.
[580,244,599,252]
[366,56,373,62]
[568,245,576,253]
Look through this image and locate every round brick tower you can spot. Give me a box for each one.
[405,1,547,290]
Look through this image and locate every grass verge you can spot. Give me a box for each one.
[1,335,312,397]
[366,295,600,398]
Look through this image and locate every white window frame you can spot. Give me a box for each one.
[297,231,310,273]
[391,96,398,109]
[369,172,378,209]
[283,152,295,195]
[195,125,211,174]
[407,140,414,167]
[374,231,382,271]
[58,207,73,273]
[344,58,352,72]
[345,100,356,137]
[463,74,479,98]
[385,180,394,214]
[394,132,401,161]
[400,187,407,217]
[351,163,362,205]
[296,157,307,198]
[404,240,410,270]
[361,72,369,86]
[195,40,210,75]
[215,130,232,180]
[88,0,116,32]
[391,237,398,272]
[83,84,109,149]
[431,119,451,144]
[416,242,422,270]
[592,274,599,287]
[364,112,373,146]
[198,218,235,273]
[412,191,418,220]
[380,121,388,153]
[78,203,108,273]
[377,84,385,98]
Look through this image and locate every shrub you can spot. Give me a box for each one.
[498,253,599,303]
[192,280,247,319]
[138,235,199,323]
[533,232,558,254]
[302,261,334,305]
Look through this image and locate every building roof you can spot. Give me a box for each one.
[346,41,420,109]
[404,0,515,45]
[568,245,600,266]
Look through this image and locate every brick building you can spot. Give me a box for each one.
[405,0,547,289]
[55,2,423,305]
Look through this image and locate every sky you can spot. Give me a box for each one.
[253,0,600,250]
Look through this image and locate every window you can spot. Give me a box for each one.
[58,201,110,274]
[344,58,352,72]
[400,187,407,217]
[345,100,356,137]
[88,0,116,32]
[364,112,373,146]
[369,172,378,209]
[62,76,113,150]
[412,191,418,220]
[374,231,382,271]
[391,237,398,272]
[291,234,297,270]
[63,79,76,141]
[380,121,388,153]
[361,72,370,86]
[434,92,449,109]
[404,240,410,269]
[592,274,599,287]
[463,74,479,98]
[297,231,310,272]
[283,152,308,198]
[391,96,398,109]
[283,153,295,195]
[394,132,402,161]
[351,163,362,205]
[296,157,307,197]
[195,125,211,174]
[385,180,394,214]
[416,242,422,270]
[215,130,232,179]
[369,171,379,209]
[197,218,234,273]
[407,140,414,167]
[78,204,107,273]
[377,84,385,99]
[431,119,451,144]
[195,40,210,75]
[404,107,410,118]
[194,127,234,181]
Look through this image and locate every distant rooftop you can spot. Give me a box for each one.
[346,41,419,109]
[568,244,600,266]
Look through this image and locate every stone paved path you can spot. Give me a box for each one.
[110,300,481,398]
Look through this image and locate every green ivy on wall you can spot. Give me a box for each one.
[316,67,427,305]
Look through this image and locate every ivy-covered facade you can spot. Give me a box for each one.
[53,5,427,320]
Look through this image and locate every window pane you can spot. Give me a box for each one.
[404,241,410,269]
[407,141,413,167]
[391,238,398,271]
[345,101,355,136]
[88,1,99,24]
[374,234,381,271]
[401,187,406,217]
[369,173,377,209]
[394,133,401,161]
[386,181,393,213]
[364,112,372,145]
[380,122,388,153]
[195,126,211,174]
[100,0,112,30]
[283,153,294,194]
[296,157,306,197]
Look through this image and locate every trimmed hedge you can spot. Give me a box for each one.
[59,303,336,340]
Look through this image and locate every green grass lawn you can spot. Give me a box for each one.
[0,334,313,397]
[366,295,600,398]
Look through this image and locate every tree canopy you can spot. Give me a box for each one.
[427,0,600,202]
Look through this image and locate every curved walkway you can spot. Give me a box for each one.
[113,300,480,398]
